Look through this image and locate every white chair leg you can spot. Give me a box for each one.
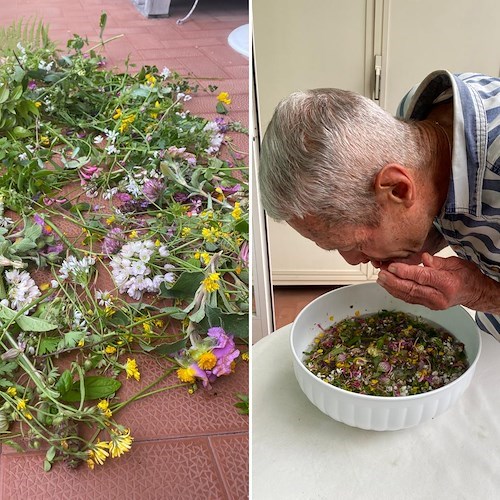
[176,0,200,24]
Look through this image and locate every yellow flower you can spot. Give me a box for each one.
[200,252,210,265]
[40,136,50,146]
[86,458,95,470]
[6,387,17,397]
[129,230,138,239]
[34,101,42,108]
[106,215,116,225]
[109,428,133,458]
[198,352,217,370]
[39,282,50,291]
[154,319,164,327]
[217,91,232,105]
[105,345,117,355]
[97,399,113,419]
[78,339,85,348]
[231,202,242,220]
[154,239,161,247]
[242,352,249,362]
[119,114,136,133]
[145,73,157,86]
[214,187,224,201]
[125,358,140,381]
[202,272,220,293]
[113,108,122,119]
[16,398,27,411]
[90,440,110,465]
[177,367,196,383]
[201,226,221,243]
[181,227,191,237]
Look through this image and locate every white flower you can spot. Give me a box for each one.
[18,152,28,161]
[95,290,114,308]
[160,67,171,79]
[0,216,14,228]
[105,144,120,155]
[38,60,54,71]
[177,92,185,100]
[104,129,119,143]
[4,269,41,313]
[58,255,96,286]
[158,246,170,258]
[93,135,104,144]
[183,95,192,102]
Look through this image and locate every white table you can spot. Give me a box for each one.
[252,324,500,500]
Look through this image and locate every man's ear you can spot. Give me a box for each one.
[374,164,415,207]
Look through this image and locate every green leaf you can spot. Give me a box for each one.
[159,271,204,299]
[188,306,206,323]
[0,361,17,377]
[145,336,188,355]
[216,101,228,114]
[59,330,85,348]
[199,306,248,339]
[234,219,249,235]
[43,459,52,472]
[15,315,58,332]
[61,376,121,402]
[159,306,187,321]
[0,84,9,104]
[24,221,42,241]
[55,370,73,395]
[10,238,37,253]
[38,337,60,355]
[46,445,56,462]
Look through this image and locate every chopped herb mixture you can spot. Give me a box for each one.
[303,310,469,397]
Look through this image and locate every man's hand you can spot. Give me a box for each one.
[377,253,500,314]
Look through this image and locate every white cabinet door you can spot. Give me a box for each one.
[381,0,500,113]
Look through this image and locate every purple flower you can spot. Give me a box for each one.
[27,80,37,91]
[102,227,124,255]
[33,214,52,236]
[219,184,241,196]
[207,327,240,377]
[238,241,249,267]
[143,178,165,202]
[115,192,132,203]
[173,192,188,203]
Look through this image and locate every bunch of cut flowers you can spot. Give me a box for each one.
[0,15,248,471]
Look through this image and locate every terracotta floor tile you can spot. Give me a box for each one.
[1,438,234,499]
[210,434,249,500]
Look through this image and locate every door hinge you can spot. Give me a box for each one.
[374,55,382,102]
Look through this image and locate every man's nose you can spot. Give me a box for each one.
[338,249,369,265]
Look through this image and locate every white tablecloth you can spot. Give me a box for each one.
[252,324,500,500]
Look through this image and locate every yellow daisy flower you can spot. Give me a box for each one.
[125,358,140,381]
[109,428,133,458]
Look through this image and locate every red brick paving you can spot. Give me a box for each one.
[0,0,249,498]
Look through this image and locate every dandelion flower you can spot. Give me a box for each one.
[177,367,196,383]
[231,202,242,220]
[125,358,140,381]
[109,428,133,458]
[97,399,113,418]
[198,352,217,370]
[90,440,110,465]
[217,92,232,105]
[202,273,220,293]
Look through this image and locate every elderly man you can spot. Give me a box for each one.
[259,70,500,338]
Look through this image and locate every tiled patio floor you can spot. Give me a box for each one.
[0,1,249,499]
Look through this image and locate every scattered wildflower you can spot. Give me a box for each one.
[217,92,231,105]
[202,272,220,293]
[109,428,133,458]
[58,255,95,286]
[231,202,242,220]
[6,387,17,397]
[89,440,110,466]
[4,269,41,312]
[125,358,140,381]
[97,399,113,418]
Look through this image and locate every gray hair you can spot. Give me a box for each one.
[259,88,423,226]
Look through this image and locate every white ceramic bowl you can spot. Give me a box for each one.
[290,282,481,431]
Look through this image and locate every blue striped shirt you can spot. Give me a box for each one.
[398,71,500,339]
